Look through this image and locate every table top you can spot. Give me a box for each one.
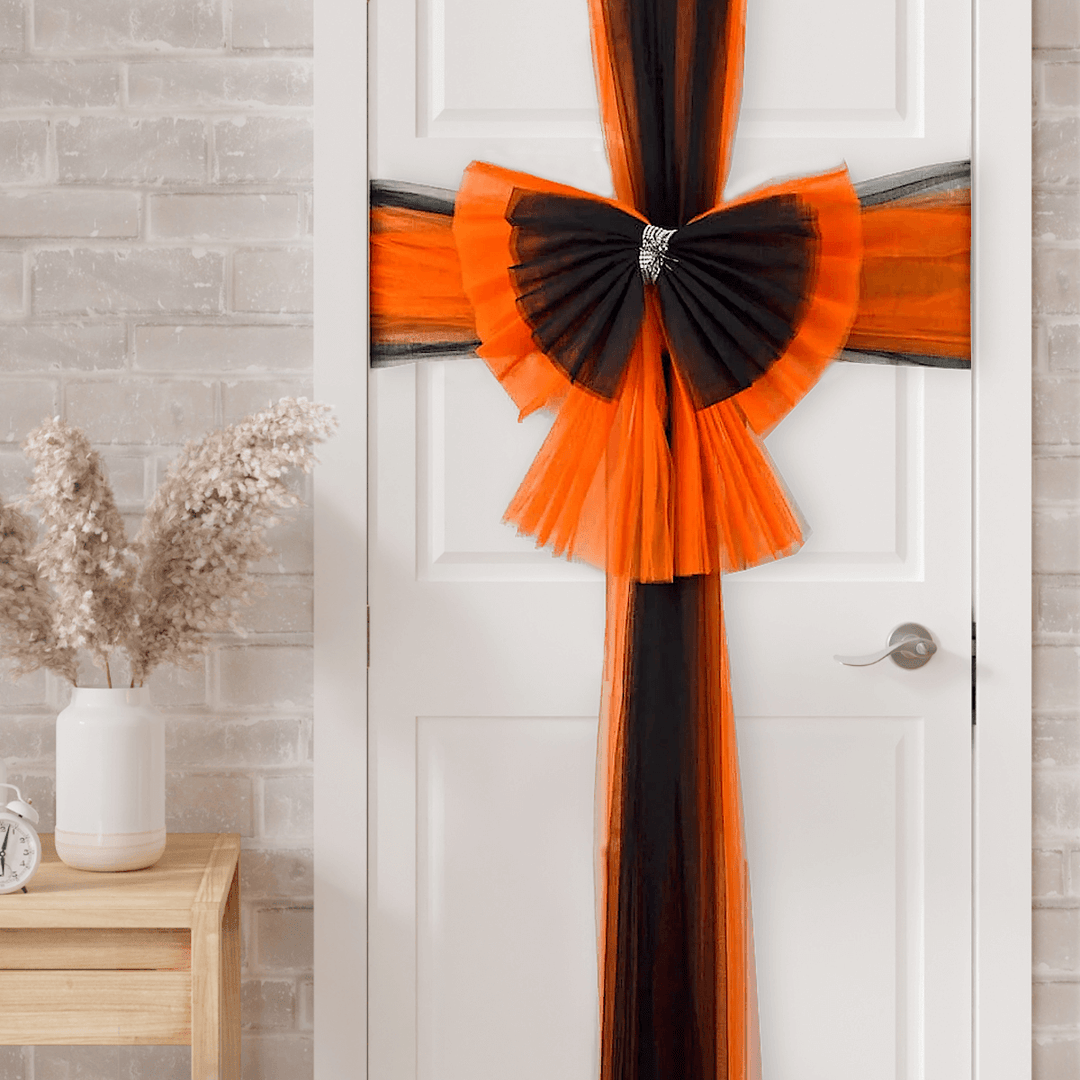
[0,833,240,930]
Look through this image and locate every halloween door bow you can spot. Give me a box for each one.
[449,159,864,583]
[477,168,861,411]
[369,0,971,1075]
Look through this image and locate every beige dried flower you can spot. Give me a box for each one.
[0,400,334,689]
[23,417,137,680]
[124,398,337,684]
[0,498,77,684]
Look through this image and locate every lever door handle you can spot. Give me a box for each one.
[834,622,938,669]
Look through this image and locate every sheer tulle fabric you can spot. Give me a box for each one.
[369,202,479,361]
[369,178,971,374]
[598,574,760,1080]
[845,188,971,362]
[504,185,829,409]
[585,0,746,222]
[452,160,861,580]
[367,0,971,1075]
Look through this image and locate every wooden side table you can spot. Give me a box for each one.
[0,832,240,1080]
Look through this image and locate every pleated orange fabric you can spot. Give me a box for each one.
[452,161,863,579]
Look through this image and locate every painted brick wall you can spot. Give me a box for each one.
[0,0,314,1076]
[1035,0,1080,1075]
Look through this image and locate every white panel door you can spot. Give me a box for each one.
[369,1,971,1078]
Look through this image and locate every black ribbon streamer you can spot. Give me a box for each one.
[507,188,819,408]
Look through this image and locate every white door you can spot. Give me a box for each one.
[368,0,972,1077]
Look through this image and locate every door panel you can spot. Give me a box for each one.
[416,363,601,583]
[370,0,971,1075]
[416,716,598,1080]
[739,716,924,1080]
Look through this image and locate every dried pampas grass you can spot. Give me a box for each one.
[0,397,336,688]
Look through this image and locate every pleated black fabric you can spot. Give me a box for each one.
[507,189,818,406]
[658,195,817,406]
[606,0,734,223]
[611,577,721,1080]
[508,191,645,398]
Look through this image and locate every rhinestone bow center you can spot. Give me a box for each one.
[638,224,677,283]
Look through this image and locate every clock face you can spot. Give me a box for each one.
[0,814,40,894]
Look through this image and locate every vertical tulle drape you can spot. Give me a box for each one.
[599,574,760,1080]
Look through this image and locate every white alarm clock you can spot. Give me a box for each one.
[0,783,41,894]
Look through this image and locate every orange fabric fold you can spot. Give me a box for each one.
[451,161,637,418]
[369,204,477,349]
[846,188,971,359]
[728,169,864,435]
[596,574,630,1077]
[451,160,862,580]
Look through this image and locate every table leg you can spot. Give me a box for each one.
[192,863,241,1080]
[222,864,241,1077]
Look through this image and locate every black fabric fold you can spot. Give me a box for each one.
[507,188,820,407]
[604,0,735,224]
[854,160,970,207]
[371,340,480,366]
[611,576,721,1080]
[659,195,818,405]
[839,347,971,369]
[370,179,456,216]
[508,190,645,398]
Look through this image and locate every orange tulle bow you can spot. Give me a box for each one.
[451,160,864,583]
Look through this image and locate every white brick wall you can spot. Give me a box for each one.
[1036,1,1080,1074]
[0,0,314,1073]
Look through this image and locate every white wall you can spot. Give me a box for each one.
[1033,0,1080,1073]
[0,0,315,1075]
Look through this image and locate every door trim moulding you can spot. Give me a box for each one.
[313,0,369,1077]
[313,0,1033,1076]
[971,1,1032,1078]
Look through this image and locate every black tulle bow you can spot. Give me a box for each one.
[507,187,820,408]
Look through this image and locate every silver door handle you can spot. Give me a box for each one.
[834,623,937,669]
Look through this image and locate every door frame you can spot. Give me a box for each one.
[312,0,1032,1076]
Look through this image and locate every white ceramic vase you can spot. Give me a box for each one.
[54,687,166,872]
